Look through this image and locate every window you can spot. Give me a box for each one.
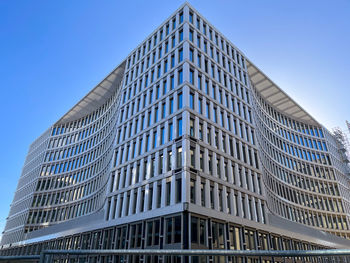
[163,80,167,94]
[177,146,182,167]
[190,69,194,84]
[158,47,162,59]
[166,181,171,206]
[154,107,158,123]
[198,75,202,90]
[171,54,175,68]
[161,127,165,145]
[178,48,183,62]
[172,35,176,48]
[153,130,157,148]
[191,217,206,245]
[158,153,164,174]
[148,110,152,126]
[166,24,169,35]
[210,185,214,209]
[170,75,175,90]
[212,222,225,248]
[190,118,195,137]
[162,102,166,118]
[189,12,193,23]
[199,123,203,140]
[200,181,205,205]
[218,188,223,212]
[178,69,183,84]
[172,18,176,29]
[146,219,160,246]
[177,118,182,137]
[157,65,161,78]
[178,93,183,109]
[190,179,196,203]
[206,127,212,146]
[213,107,217,123]
[176,178,182,203]
[190,146,195,167]
[229,225,241,250]
[205,79,209,94]
[146,134,150,151]
[169,122,173,141]
[190,93,194,109]
[165,41,169,53]
[168,149,173,171]
[165,216,181,244]
[157,182,161,208]
[189,48,194,61]
[179,30,183,42]
[148,185,153,210]
[189,29,193,42]
[139,138,143,155]
[169,98,174,114]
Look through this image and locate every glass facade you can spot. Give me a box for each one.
[2,2,350,258]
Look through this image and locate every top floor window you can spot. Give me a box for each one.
[172,18,176,29]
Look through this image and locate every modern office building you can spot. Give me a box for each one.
[2,2,350,259]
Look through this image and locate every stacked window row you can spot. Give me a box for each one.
[189,173,266,224]
[45,116,115,163]
[1,213,332,259]
[124,8,186,102]
[188,47,252,119]
[258,127,331,175]
[116,85,184,150]
[188,9,247,75]
[111,142,184,192]
[265,158,339,195]
[267,192,350,239]
[188,25,248,87]
[41,132,114,177]
[126,9,184,70]
[25,192,102,229]
[253,88,325,138]
[114,112,184,167]
[265,168,345,215]
[258,111,328,157]
[256,105,331,166]
[124,43,185,102]
[188,89,255,147]
[51,94,116,138]
[37,155,110,193]
[252,83,350,237]
[106,174,183,220]
[33,168,106,208]
[26,82,121,233]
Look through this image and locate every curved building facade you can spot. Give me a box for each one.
[2,3,350,259]
[1,62,125,245]
[249,68,350,238]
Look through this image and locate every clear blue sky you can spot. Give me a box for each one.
[0,0,349,236]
